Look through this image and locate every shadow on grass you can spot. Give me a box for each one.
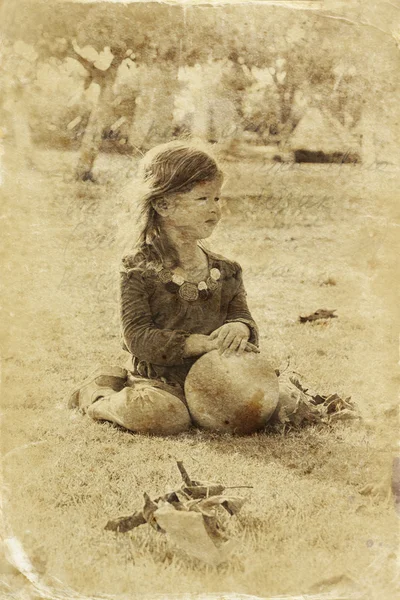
[76,414,381,495]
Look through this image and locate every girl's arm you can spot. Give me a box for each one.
[120,269,214,366]
[183,333,217,357]
[209,265,259,355]
[224,265,259,346]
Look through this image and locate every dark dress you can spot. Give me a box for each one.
[120,246,259,389]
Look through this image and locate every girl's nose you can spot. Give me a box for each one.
[209,199,219,213]
[209,206,220,219]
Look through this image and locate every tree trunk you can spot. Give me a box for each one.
[75,78,115,182]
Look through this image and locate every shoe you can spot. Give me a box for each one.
[68,365,128,413]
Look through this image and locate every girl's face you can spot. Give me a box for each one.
[163,177,223,240]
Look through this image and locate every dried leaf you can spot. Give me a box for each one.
[202,515,229,546]
[310,394,327,406]
[184,494,245,518]
[184,499,210,514]
[279,372,358,423]
[143,492,163,532]
[288,399,320,428]
[105,461,248,561]
[182,484,225,499]
[221,497,246,515]
[153,503,234,565]
[174,488,195,503]
[155,490,184,509]
[196,495,246,516]
[176,461,194,486]
[325,394,354,413]
[104,511,146,533]
[309,392,356,412]
[327,409,361,422]
[271,405,290,425]
[299,309,338,323]
[160,491,180,503]
[287,374,310,395]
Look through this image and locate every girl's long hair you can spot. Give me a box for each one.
[126,140,223,270]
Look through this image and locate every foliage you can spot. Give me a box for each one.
[1,0,398,156]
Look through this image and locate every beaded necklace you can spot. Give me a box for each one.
[154,261,221,302]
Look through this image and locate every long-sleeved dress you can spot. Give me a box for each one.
[120,246,259,390]
[85,248,327,434]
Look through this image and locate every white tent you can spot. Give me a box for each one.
[288,107,359,155]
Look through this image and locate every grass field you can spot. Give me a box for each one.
[1,148,399,599]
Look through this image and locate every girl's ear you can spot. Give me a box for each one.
[152,197,169,216]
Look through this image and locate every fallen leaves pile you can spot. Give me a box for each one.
[105,462,249,565]
[273,371,359,430]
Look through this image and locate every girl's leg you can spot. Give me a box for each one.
[86,378,191,435]
[68,365,128,412]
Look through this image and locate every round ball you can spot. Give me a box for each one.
[184,350,279,434]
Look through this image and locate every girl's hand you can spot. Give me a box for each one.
[183,334,219,358]
[183,329,259,359]
[209,322,251,356]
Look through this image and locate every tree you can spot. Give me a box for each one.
[182,6,343,143]
[2,0,397,172]
[1,0,183,181]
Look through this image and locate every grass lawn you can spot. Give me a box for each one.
[1,148,399,599]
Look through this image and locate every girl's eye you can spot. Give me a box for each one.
[195,196,221,203]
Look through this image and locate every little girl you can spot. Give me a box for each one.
[69,141,317,434]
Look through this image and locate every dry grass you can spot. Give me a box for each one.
[1,148,399,599]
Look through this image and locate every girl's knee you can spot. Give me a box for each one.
[132,386,191,435]
[88,386,191,435]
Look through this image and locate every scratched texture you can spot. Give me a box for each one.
[0,1,399,599]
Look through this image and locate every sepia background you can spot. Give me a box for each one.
[0,0,399,598]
